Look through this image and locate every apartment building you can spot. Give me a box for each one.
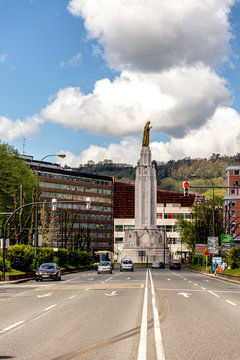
[22,155,114,251]
[224,166,240,242]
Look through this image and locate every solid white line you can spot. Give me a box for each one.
[44,304,57,311]
[208,291,219,298]
[137,270,148,360]
[2,321,24,332]
[149,270,165,360]
[226,300,237,306]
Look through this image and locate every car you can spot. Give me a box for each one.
[151,261,165,269]
[35,263,61,281]
[169,260,181,270]
[120,259,134,272]
[97,261,112,274]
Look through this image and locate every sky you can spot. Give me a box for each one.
[1,0,240,167]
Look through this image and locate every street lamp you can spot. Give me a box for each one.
[34,154,66,261]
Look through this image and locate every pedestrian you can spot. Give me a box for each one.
[214,260,218,276]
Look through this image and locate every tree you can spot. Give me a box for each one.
[176,196,224,259]
[0,142,37,242]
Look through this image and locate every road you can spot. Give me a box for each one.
[0,268,240,360]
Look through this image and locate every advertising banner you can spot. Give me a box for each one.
[208,236,219,254]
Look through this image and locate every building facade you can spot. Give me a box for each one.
[114,181,195,260]
[224,166,240,242]
[22,155,114,252]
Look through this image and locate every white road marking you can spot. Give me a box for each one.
[194,283,198,286]
[105,291,117,297]
[88,278,95,280]
[149,270,165,360]
[44,304,57,311]
[137,270,148,360]
[188,281,192,283]
[37,292,53,298]
[226,300,236,306]
[201,287,206,290]
[178,292,192,298]
[208,291,219,298]
[84,288,90,292]
[68,295,76,299]
[105,276,113,282]
[1,321,24,332]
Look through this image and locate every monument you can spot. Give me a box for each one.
[121,121,169,263]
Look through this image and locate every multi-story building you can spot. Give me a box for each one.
[224,166,240,242]
[21,155,114,252]
[114,181,195,260]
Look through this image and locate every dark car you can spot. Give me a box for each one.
[35,263,61,281]
[169,260,181,270]
[152,261,165,269]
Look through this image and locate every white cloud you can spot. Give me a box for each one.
[0,53,7,63]
[42,65,230,138]
[60,52,82,67]
[67,0,235,72]
[0,115,44,141]
[57,107,240,166]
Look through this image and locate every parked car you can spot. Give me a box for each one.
[120,259,134,272]
[169,260,181,270]
[97,261,112,274]
[152,261,165,269]
[35,263,61,281]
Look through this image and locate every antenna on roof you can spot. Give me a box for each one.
[22,136,26,155]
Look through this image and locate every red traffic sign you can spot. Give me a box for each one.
[204,250,210,256]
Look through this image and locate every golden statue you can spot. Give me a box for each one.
[142,121,152,147]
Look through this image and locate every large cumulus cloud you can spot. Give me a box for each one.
[67,0,234,72]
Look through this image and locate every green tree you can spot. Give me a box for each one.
[0,142,36,242]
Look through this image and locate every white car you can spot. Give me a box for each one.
[120,259,134,272]
[97,261,112,274]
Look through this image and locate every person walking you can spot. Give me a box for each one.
[214,260,218,276]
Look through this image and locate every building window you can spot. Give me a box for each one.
[231,189,236,195]
[115,237,123,243]
[124,225,135,230]
[234,170,240,175]
[231,200,236,207]
[235,181,239,186]
[115,225,123,232]
[231,210,236,217]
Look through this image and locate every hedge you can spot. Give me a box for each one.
[4,244,93,272]
[228,247,240,269]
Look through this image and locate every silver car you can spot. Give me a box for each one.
[97,261,112,274]
[120,259,134,272]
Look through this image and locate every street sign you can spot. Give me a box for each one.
[207,236,219,254]
[204,250,210,256]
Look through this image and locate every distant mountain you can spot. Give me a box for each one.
[65,153,240,196]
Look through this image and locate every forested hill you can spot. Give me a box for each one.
[65,153,240,196]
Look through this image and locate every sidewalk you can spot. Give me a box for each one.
[184,267,240,285]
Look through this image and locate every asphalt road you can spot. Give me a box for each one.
[0,268,240,360]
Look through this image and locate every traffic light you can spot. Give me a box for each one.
[183,181,190,196]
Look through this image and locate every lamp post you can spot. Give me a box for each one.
[34,154,66,261]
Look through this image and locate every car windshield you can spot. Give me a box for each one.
[99,262,110,266]
[40,264,56,270]
[123,260,132,264]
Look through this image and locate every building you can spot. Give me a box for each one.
[114,181,195,260]
[224,166,240,243]
[21,155,114,252]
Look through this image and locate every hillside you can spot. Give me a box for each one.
[65,153,240,197]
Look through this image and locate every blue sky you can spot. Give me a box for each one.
[1,0,240,167]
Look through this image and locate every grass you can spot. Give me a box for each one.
[221,268,240,276]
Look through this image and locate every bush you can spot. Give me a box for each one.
[228,247,240,269]
[36,247,54,268]
[0,256,12,272]
[56,249,69,267]
[69,251,93,267]
[7,245,34,272]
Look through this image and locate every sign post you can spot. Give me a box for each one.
[204,250,210,271]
